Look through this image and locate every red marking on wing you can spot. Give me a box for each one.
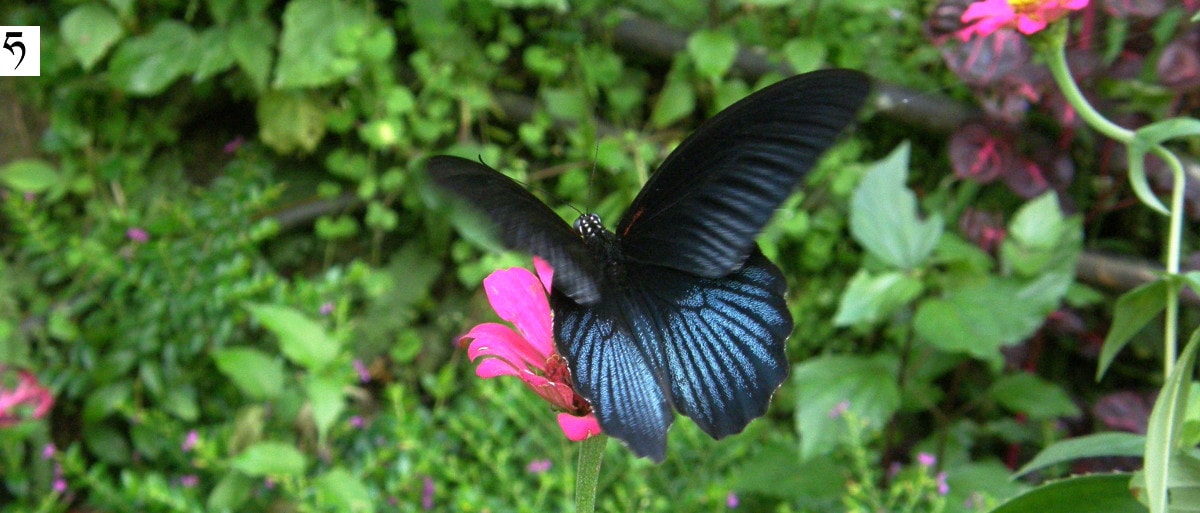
[622,208,645,237]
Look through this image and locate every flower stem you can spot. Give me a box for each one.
[1042,21,1185,379]
[1042,24,1132,143]
[575,435,607,513]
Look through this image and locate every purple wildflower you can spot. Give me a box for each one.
[353,359,370,383]
[422,475,435,510]
[182,430,199,452]
[126,227,149,243]
[526,459,552,474]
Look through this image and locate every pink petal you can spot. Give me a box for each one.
[474,358,522,379]
[532,257,554,294]
[960,0,1012,21]
[529,377,577,411]
[1015,16,1048,34]
[482,268,554,356]
[463,323,547,371]
[557,413,603,441]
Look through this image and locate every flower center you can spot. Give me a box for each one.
[1006,0,1045,13]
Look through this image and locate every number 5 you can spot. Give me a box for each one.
[3,31,25,70]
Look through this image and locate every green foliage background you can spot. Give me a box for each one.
[0,0,1191,512]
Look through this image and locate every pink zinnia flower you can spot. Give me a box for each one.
[0,367,54,427]
[958,0,1089,40]
[460,258,602,441]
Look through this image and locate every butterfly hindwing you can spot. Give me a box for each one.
[552,247,792,460]
[617,69,871,278]
[426,156,602,303]
[552,288,674,462]
[648,249,791,438]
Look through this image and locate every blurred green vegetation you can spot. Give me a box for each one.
[0,0,1194,512]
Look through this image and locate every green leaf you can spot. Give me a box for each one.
[305,375,345,443]
[1014,432,1145,478]
[107,20,198,96]
[990,474,1143,513]
[781,37,827,74]
[61,3,123,70]
[212,347,284,400]
[850,142,943,270]
[1098,279,1168,380]
[793,355,901,460]
[914,278,1047,362]
[1144,329,1200,513]
[0,159,62,193]
[990,373,1080,419]
[833,270,923,326]
[1125,148,1170,216]
[1169,453,1200,512]
[84,424,131,464]
[1001,193,1068,276]
[649,61,696,129]
[686,30,737,80]
[540,86,590,122]
[245,303,339,371]
[256,90,327,154]
[1132,118,1200,150]
[273,0,367,89]
[228,17,276,92]
[232,441,307,477]
[193,27,236,82]
[207,473,253,512]
[316,468,375,513]
[728,442,843,501]
[82,382,131,423]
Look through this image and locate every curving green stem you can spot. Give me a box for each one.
[575,435,607,513]
[1041,23,1186,378]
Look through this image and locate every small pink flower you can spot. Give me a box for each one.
[182,430,199,452]
[179,474,199,488]
[42,443,56,459]
[320,301,335,316]
[53,477,67,494]
[918,452,937,467]
[223,136,245,154]
[126,227,149,243]
[349,415,365,429]
[460,258,601,440]
[0,367,55,427]
[828,400,851,419]
[958,0,1089,40]
[726,491,740,508]
[353,359,370,383]
[421,476,435,510]
[526,459,552,474]
[936,471,950,495]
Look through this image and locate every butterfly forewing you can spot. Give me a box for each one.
[616,69,871,278]
[426,156,602,303]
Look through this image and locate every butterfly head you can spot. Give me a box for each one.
[573,213,621,265]
[572,213,605,240]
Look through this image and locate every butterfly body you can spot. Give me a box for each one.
[428,69,870,461]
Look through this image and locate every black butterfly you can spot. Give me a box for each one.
[429,69,870,461]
